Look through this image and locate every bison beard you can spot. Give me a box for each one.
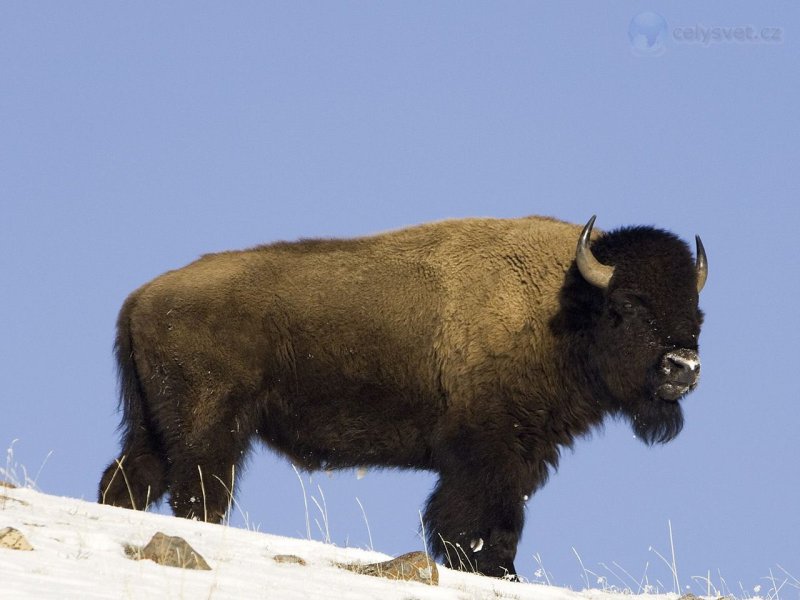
[628,397,684,445]
[99,215,705,579]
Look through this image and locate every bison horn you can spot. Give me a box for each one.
[695,235,708,293]
[576,215,615,289]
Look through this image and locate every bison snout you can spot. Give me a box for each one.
[657,349,700,400]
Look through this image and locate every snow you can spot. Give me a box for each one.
[664,351,700,372]
[1,486,690,600]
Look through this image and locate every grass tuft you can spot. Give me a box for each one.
[1,439,52,490]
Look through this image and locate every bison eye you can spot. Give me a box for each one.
[610,291,649,319]
[619,301,639,319]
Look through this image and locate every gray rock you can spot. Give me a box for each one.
[125,532,210,570]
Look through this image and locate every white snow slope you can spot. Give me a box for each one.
[1,485,693,600]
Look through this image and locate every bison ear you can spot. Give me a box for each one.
[695,235,708,293]
[576,215,615,290]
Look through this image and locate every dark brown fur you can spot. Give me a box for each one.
[99,216,704,577]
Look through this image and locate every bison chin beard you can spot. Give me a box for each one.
[626,398,684,445]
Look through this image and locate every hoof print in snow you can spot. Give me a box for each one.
[0,526,33,551]
[125,532,210,570]
[340,551,438,586]
[273,554,307,566]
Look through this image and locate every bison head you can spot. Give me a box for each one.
[567,216,707,444]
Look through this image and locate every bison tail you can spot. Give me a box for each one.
[98,293,167,510]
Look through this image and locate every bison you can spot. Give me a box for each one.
[99,215,707,578]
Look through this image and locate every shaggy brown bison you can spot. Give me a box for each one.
[99,215,707,578]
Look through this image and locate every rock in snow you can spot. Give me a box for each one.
[125,532,210,570]
[339,550,439,585]
[273,554,307,566]
[0,526,33,551]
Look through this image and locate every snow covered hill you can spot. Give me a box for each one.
[0,485,704,600]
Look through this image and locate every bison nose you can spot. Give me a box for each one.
[662,349,700,387]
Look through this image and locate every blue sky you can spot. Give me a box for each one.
[2,2,798,592]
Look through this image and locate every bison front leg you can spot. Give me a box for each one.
[423,456,533,578]
[424,472,526,578]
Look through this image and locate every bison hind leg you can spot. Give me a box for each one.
[99,451,168,511]
[166,450,246,523]
[164,424,255,524]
